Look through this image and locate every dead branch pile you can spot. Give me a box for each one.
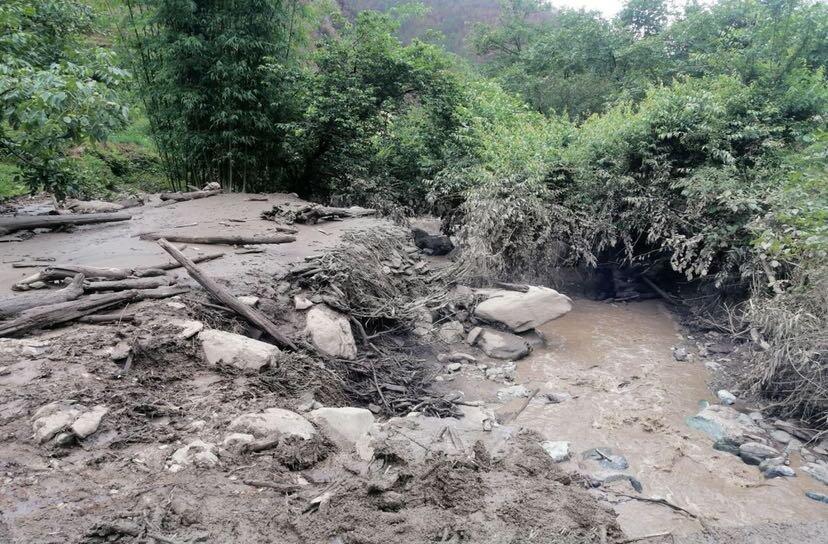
[262,203,376,225]
[284,227,456,333]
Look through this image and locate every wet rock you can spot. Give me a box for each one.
[229,408,316,440]
[167,440,219,472]
[474,328,531,360]
[199,329,278,371]
[801,462,828,485]
[294,295,313,310]
[412,228,453,256]
[497,385,531,400]
[739,442,780,460]
[764,465,796,478]
[672,345,689,362]
[307,407,374,452]
[713,437,741,455]
[686,404,763,443]
[31,402,82,444]
[806,491,828,504]
[541,441,571,462]
[473,287,572,333]
[759,457,786,470]
[437,321,465,344]
[740,452,763,466]
[305,305,357,360]
[717,390,737,405]
[70,405,108,438]
[446,362,462,372]
[770,429,793,444]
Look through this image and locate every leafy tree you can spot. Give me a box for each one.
[0,0,129,197]
[617,0,669,37]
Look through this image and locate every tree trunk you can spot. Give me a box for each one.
[84,277,173,292]
[158,189,221,202]
[156,238,297,350]
[0,274,85,318]
[140,233,296,245]
[0,213,132,236]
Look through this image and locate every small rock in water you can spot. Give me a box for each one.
[540,441,571,462]
[582,448,629,470]
[672,345,689,362]
[806,491,828,504]
[717,390,737,405]
[763,465,796,479]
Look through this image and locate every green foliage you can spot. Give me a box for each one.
[0,0,130,198]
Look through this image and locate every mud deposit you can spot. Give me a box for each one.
[1,194,826,543]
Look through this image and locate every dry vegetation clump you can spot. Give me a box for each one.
[745,266,827,427]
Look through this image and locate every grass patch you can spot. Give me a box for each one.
[0,163,26,198]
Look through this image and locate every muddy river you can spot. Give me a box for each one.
[452,298,827,540]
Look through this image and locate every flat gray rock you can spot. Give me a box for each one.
[473,328,531,360]
[474,287,572,333]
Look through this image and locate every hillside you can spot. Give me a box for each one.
[338,0,505,55]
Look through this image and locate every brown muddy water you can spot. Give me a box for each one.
[451,298,827,540]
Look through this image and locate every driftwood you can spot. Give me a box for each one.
[294,205,375,224]
[494,281,530,293]
[140,233,296,245]
[157,238,296,350]
[12,265,169,291]
[0,212,132,236]
[159,189,221,202]
[0,286,187,337]
[78,312,136,324]
[0,274,85,318]
[84,276,173,292]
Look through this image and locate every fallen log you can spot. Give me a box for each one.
[156,238,296,350]
[293,205,375,224]
[0,286,187,337]
[158,189,221,202]
[140,233,296,245]
[137,251,224,273]
[84,276,172,292]
[0,213,132,236]
[0,274,85,318]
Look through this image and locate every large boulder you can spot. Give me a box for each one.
[305,305,357,360]
[686,404,764,444]
[473,328,531,360]
[229,408,316,440]
[307,407,375,451]
[198,329,278,371]
[474,287,572,333]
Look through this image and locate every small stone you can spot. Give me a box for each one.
[437,352,477,363]
[166,301,187,310]
[770,430,793,444]
[168,440,218,472]
[759,457,786,470]
[672,346,689,362]
[446,362,462,372]
[466,327,483,345]
[237,296,259,307]
[717,390,737,405]
[739,442,781,460]
[229,408,316,440]
[740,452,763,466]
[199,329,279,371]
[748,412,763,422]
[543,392,572,404]
[174,320,204,340]
[540,441,571,462]
[32,403,82,444]
[294,295,313,310]
[437,321,465,344]
[307,407,374,452]
[476,328,531,360]
[110,341,131,361]
[305,305,357,360]
[764,465,796,478]
[70,405,108,438]
[497,385,531,400]
[713,438,741,455]
[708,342,735,354]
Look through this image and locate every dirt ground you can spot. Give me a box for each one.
[1,193,826,544]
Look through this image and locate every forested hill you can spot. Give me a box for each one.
[337,0,505,55]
